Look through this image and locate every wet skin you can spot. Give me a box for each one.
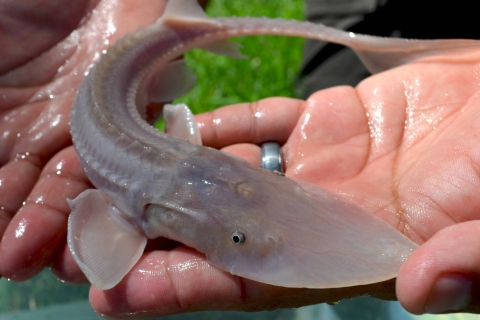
[1,0,480,317]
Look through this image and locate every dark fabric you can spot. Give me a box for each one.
[299,0,480,97]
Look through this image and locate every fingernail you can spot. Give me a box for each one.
[425,274,472,313]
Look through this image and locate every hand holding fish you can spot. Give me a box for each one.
[1,0,480,317]
[0,0,173,287]
[87,64,480,316]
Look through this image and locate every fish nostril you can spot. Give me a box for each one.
[231,231,246,245]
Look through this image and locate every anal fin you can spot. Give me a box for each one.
[164,103,202,145]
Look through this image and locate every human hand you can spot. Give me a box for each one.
[0,0,170,281]
[87,53,480,317]
[2,0,480,318]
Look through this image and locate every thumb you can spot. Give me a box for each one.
[397,221,480,314]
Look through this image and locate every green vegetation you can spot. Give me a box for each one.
[174,0,305,114]
[1,0,305,316]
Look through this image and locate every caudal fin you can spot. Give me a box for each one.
[67,189,147,290]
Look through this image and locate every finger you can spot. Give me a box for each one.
[221,143,261,167]
[196,97,305,149]
[0,157,42,236]
[89,247,241,319]
[90,247,397,319]
[0,96,73,235]
[0,146,90,280]
[51,237,183,285]
[397,221,480,314]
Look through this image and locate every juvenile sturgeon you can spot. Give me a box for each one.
[68,0,477,290]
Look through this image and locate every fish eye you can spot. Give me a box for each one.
[231,231,245,245]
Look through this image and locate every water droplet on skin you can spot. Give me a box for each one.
[15,218,27,238]
[17,152,28,159]
[50,115,61,128]
[300,113,311,140]
[34,196,44,204]
[33,132,43,141]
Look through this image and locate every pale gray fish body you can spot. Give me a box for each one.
[68,0,477,290]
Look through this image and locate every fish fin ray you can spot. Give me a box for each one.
[164,103,202,145]
[67,189,147,290]
[199,40,247,59]
[148,59,197,103]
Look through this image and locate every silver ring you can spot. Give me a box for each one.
[261,142,283,172]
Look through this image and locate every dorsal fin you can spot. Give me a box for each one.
[160,0,213,23]
[159,0,245,58]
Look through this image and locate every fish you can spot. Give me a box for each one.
[68,0,478,290]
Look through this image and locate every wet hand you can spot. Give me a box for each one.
[2,0,480,317]
[0,0,169,282]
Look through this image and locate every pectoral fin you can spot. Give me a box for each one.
[67,189,147,290]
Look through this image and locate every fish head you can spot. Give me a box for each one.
[143,151,418,288]
[143,201,290,286]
